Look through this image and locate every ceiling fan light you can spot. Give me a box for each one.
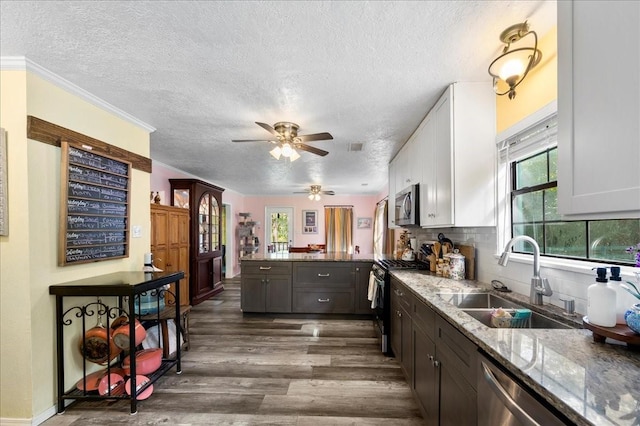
[315,194,321,201]
[281,143,293,157]
[270,146,282,159]
[289,149,301,162]
[308,193,314,200]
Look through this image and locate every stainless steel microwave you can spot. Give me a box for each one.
[395,184,420,227]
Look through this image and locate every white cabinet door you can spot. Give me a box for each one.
[558,1,640,217]
[433,87,454,227]
[420,83,495,228]
[388,159,398,229]
[395,142,410,192]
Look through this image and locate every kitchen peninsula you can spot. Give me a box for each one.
[240,252,374,314]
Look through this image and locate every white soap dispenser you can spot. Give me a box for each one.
[608,266,637,324]
[587,267,616,327]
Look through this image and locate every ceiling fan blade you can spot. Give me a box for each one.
[231,139,275,143]
[296,144,329,156]
[293,191,310,194]
[255,122,281,138]
[322,191,336,195]
[296,132,334,142]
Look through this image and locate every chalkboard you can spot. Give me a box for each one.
[59,141,131,266]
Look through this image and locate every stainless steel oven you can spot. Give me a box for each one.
[370,263,388,353]
[372,258,427,355]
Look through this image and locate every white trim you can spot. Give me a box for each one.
[0,56,155,133]
[492,252,640,281]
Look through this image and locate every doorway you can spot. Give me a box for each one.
[265,206,293,253]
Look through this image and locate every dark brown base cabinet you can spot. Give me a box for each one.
[240,261,373,315]
[354,262,375,314]
[390,277,477,426]
[241,262,292,313]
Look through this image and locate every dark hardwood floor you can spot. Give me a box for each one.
[44,277,424,425]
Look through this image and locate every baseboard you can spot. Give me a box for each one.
[32,405,58,425]
[0,402,72,426]
[0,417,31,425]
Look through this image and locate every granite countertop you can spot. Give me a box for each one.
[391,270,640,426]
[241,252,376,262]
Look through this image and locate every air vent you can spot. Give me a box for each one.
[348,142,364,152]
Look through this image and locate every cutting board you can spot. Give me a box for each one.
[456,243,476,280]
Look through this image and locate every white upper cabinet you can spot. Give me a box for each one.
[388,159,398,229]
[421,82,497,228]
[558,1,640,217]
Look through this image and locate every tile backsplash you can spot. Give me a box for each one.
[403,226,639,317]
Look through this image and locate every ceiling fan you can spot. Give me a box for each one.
[232,122,333,161]
[294,185,335,201]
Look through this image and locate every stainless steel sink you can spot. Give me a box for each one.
[462,308,572,329]
[437,292,523,309]
[436,292,574,329]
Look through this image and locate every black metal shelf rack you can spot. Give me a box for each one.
[49,271,184,414]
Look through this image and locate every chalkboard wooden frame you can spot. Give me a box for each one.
[59,141,131,266]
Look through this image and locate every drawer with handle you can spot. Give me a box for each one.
[242,262,292,275]
[292,289,355,313]
[293,262,353,287]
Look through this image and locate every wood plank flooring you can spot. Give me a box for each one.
[43,277,425,425]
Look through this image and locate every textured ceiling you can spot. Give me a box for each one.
[0,1,556,196]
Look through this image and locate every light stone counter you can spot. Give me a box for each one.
[241,252,376,262]
[391,270,640,426]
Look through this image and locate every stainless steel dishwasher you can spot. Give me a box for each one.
[477,352,571,426]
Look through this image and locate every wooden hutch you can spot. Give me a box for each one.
[170,179,224,305]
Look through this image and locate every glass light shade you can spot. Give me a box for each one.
[281,143,293,157]
[289,149,301,162]
[314,194,321,201]
[308,193,314,200]
[498,58,526,82]
[270,146,282,159]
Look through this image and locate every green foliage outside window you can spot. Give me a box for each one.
[270,213,289,243]
[511,147,640,265]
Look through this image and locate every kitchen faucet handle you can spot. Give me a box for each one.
[559,297,576,316]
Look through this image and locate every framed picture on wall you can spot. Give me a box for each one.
[357,217,372,229]
[302,210,318,234]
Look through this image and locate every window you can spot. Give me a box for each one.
[265,207,292,253]
[504,117,639,265]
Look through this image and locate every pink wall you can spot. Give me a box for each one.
[151,160,384,277]
[242,195,379,254]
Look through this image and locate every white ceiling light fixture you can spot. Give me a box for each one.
[296,184,334,200]
[488,21,542,100]
[234,121,332,162]
[269,142,301,161]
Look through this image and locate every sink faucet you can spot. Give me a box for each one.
[498,235,553,305]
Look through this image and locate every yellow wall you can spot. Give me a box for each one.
[496,26,557,132]
[0,69,152,421]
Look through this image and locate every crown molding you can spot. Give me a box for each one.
[0,56,155,133]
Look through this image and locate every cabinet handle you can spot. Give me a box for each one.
[434,360,440,368]
[259,266,272,270]
[318,298,330,303]
[428,355,434,362]
[265,279,270,284]
[317,273,330,277]
[397,310,402,318]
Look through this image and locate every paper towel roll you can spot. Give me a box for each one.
[144,252,152,265]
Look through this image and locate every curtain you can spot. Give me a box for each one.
[373,199,394,256]
[324,206,353,253]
